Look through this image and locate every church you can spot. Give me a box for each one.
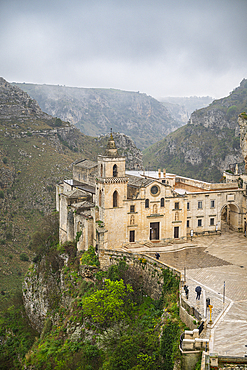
[56,133,246,251]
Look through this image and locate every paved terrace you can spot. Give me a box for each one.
[124,226,247,357]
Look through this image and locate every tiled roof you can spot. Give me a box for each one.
[73,159,97,169]
[127,174,154,188]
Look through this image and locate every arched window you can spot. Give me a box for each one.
[113,190,118,208]
[160,198,164,207]
[145,199,149,208]
[99,190,102,207]
[100,164,103,177]
[113,164,118,177]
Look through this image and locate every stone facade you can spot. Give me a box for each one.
[57,134,247,251]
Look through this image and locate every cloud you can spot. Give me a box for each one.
[1,0,247,98]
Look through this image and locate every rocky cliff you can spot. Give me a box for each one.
[143,79,247,182]
[12,82,183,150]
[239,113,247,171]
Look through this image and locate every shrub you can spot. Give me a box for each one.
[0,190,4,199]
[3,157,7,164]
[80,246,100,267]
[20,253,29,262]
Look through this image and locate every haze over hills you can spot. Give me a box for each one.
[12,83,184,150]
[160,96,214,126]
[0,77,142,301]
[143,79,247,182]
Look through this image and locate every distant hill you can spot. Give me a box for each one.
[0,78,142,303]
[143,79,247,182]
[12,83,183,150]
[160,96,214,125]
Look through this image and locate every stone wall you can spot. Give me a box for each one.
[99,249,181,300]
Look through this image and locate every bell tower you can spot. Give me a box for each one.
[96,131,128,249]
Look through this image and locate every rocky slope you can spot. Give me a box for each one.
[12,83,183,150]
[143,79,247,182]
[0,78,142,302]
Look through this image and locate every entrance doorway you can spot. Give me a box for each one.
[174,226,179,239]
[221,204,239,231]
[129,230,135,243]
[150,222,159,240]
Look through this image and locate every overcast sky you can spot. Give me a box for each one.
[1,0,247,99]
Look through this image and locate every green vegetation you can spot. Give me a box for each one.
[0,294,38,370]
[80,245,100,267]
[19,253,29,261]
[0,216,184,369]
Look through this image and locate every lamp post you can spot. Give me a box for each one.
[216,223,218,234]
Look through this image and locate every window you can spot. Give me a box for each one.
[198,219,202,227]
[175,202,179,210]
[160,198,164,207]
[187,202,190,210]
[151,185,159,195]
[113,164,118,177]
[99,190,102,207]
[210,218,214,226]
[113,190,118,207]
[100,164,103,177]
[187,220,190,228]
[198,201,202,209]
[211,200,215,208]
[145,199,149,208]
[129,230,135,242]
[130,205,135,213]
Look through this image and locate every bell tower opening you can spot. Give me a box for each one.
[113,190,118,208]
[113,164,118,177]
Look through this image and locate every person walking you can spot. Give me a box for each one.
[184,285,189,299]
[195,286,202,300]
[155,252,160,260]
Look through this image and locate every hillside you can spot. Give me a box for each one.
[0,78,142,303]
[143,79,247,182]
[12,83,182,150]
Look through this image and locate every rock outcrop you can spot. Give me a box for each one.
[0,77,52,123]
[143,79,247,182]
[239,113,247,172]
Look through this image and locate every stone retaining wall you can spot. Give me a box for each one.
[99,249,181,300]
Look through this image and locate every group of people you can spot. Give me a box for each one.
[154,251,202,301]
[183,284,202,300]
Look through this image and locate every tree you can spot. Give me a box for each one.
[82,279,134,327]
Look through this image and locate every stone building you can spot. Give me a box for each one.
[56,133,246,251]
